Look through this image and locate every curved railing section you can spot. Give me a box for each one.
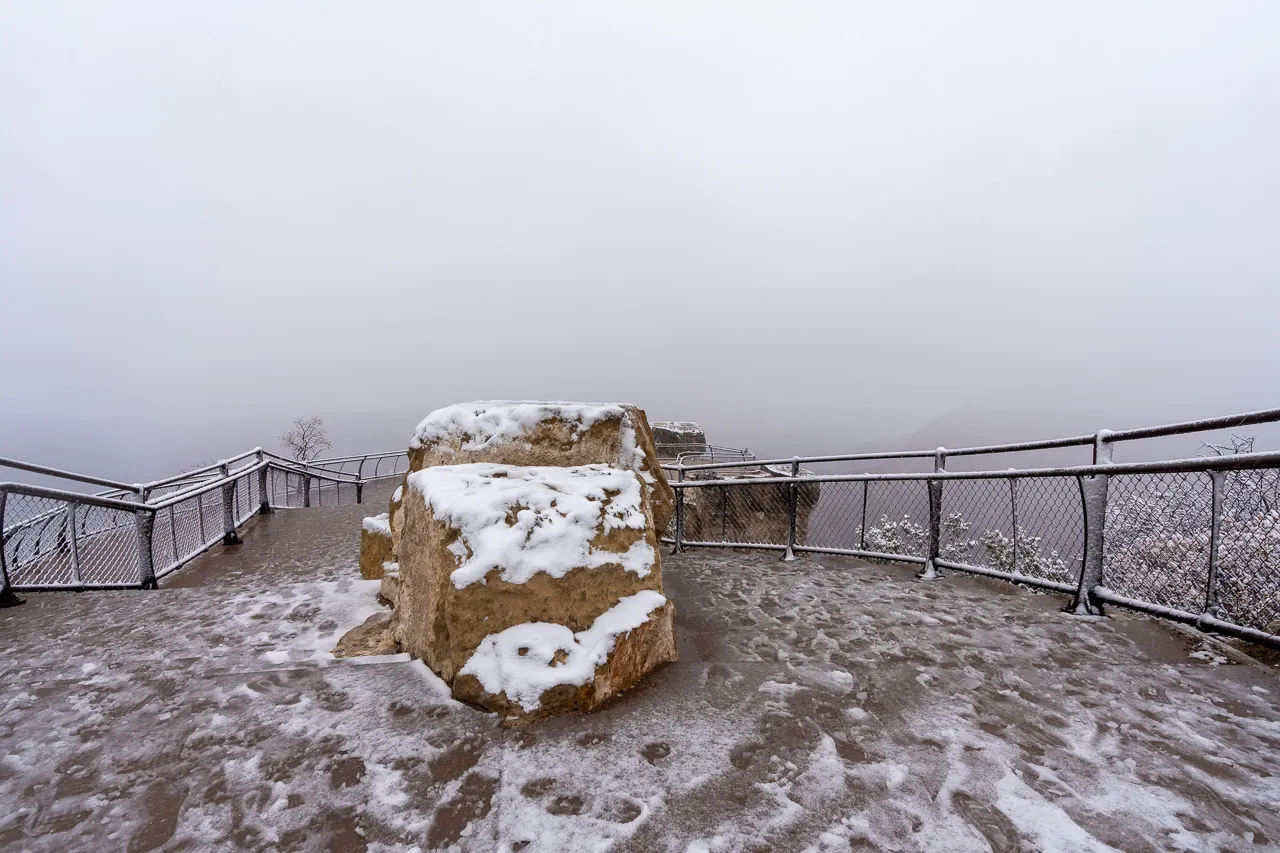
[1,448,408,594]
[662,407,1280,649]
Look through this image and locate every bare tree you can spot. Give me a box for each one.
[279,415,332,463]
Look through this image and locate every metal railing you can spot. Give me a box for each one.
[664,407,1280,648]
[1,448,409,594]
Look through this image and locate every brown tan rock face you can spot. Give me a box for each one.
[452,599,676,723]
[359,514,394,580]
[395,462,676,720]
[406,402,675,533]
[379,568,400,608]
[396,464,665,679]
[333,611,399,658]
[389,479,407,561]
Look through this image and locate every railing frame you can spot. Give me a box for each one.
[666,447,1280,649]
[1,451,405,593]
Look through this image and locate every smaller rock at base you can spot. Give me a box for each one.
[379,567,401,608]
[360,514,394,579]
[333,611,400,658]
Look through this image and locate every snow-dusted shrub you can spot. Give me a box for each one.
[857,512,977,563]
[978,527,1072,584]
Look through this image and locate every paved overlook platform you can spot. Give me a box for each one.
[2,494,1278,853]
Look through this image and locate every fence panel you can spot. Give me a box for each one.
[1209,470,1280,633]
[1104,472,1213,616]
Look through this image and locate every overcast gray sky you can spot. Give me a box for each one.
[3,1,1279,481]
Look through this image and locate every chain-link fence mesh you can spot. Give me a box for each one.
[3,493,141,587]
[803,481,867,551]
[1104,472,1213,616]
[1214,470,1280,632]
[852,480,931,560]
[4,462,377,590]
[668,464,1277,641]
[680,478,792,546]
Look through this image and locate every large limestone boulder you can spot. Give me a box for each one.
[652,420,708,460]
[407,402,675,533]
[397,462,676,720]
[359,514,394,580]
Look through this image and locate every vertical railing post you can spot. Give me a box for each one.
[918,448,945,580]
[672,466,685,555]
[356,458,366,505]
[1073,431,1113,615]
[257,449,272,515]
[781,457,800,561]
[135,508,157,589]
[859,480,869,551]
[0,490,24,606]
[1092,429,1114,465]
[220,463,241,545]
[1072,473,1109,615]
[1202,469,1226,625]
[168,505,179,564]
[1009,477,1019,577]
[67,503,83,587]
[197,490,206,539]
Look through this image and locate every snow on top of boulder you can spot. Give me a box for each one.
[459,590,667,711]
[410,401,630,451]
[652,420,703,431]
[407,463,654,588]
[362,513,390,535]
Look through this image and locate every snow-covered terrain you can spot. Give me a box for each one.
[1,496,1277,852]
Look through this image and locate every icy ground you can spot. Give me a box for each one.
[2,497,1278,853]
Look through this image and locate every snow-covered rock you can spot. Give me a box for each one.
[407,401,674,532]
[453,590,677,722]
[332,611,398,658]
[652,420,708,458]
[337,402,680,722]
[359,513,394,580]
[388,481,406,563]
[379,564,400,607]
[396,461,676,720]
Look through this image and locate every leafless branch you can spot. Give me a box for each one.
[279,416,333,463]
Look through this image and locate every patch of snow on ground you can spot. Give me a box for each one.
[2,502,1278,853]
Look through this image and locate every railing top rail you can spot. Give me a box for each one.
[667,448,1280,488]
[0,456,139,493]
[0,481,145,512]
[258,452,362,481]
[138,449,261,491]
[664,405,1280,473]
[669,449,938,472]
[308,450,407,465]
[143,461,269,509]
[1099,406,1280,444]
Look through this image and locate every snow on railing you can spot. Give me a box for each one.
[6,405,1280,649]
[0,448,409,597]
[662,408,1280,650]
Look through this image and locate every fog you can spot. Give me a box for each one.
[3,2,1279,484]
